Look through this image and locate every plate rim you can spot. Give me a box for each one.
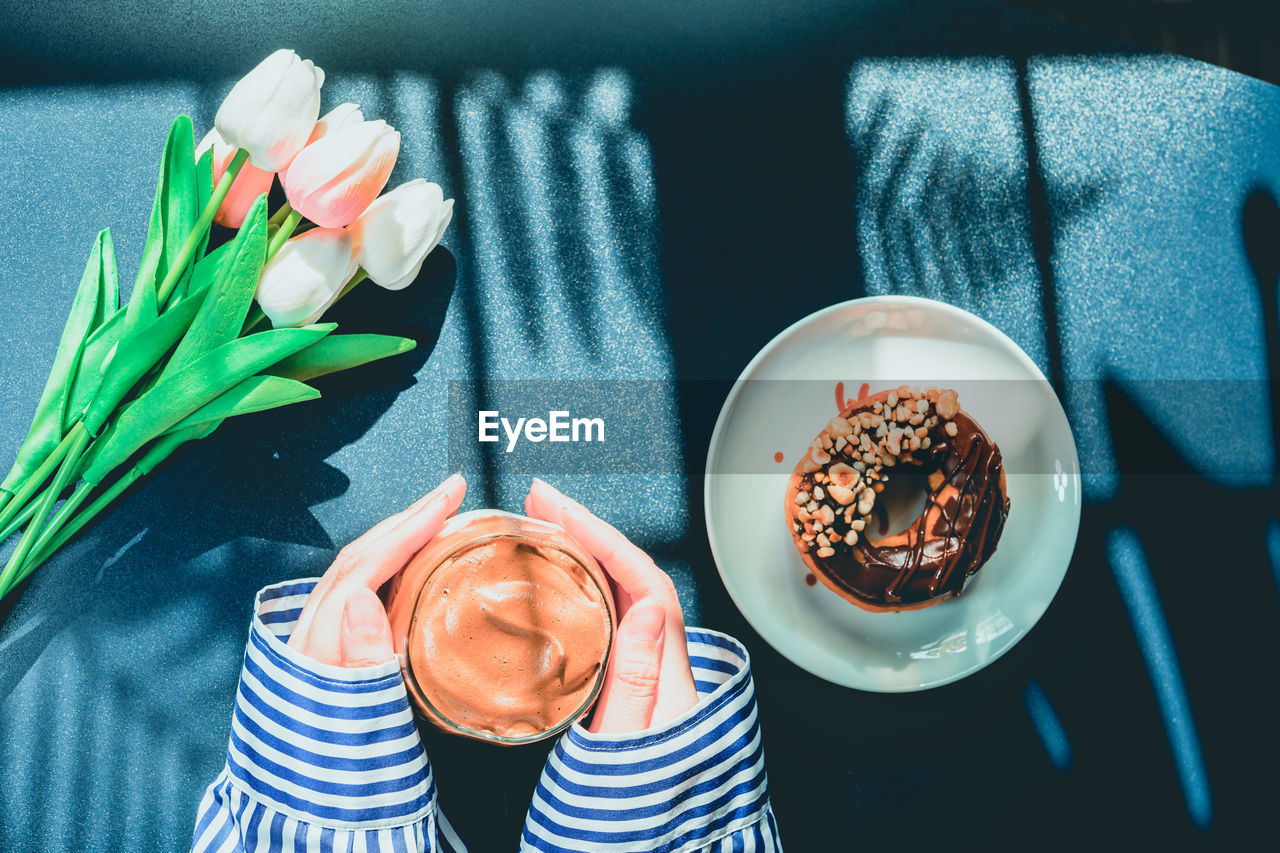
[702,295,1082,692]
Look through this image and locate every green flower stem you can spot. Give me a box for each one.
[0,422,89,596]
[157,148,249,306]
[0,425,79,535]
[20,480,93,575]
[266,210,301,261]
[267,201,294,228]
[11,430,194,593]
[336,267,369,302]
[0,495,39,544]
[7,480,116,598]
[0,490,10,521]
[14,476,133,597]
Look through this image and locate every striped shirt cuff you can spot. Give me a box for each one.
[522,629,778,852]
[222,579,435,830]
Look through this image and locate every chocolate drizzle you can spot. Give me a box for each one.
[789,394,1010,611]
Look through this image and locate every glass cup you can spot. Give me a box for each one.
[382,509,616,745]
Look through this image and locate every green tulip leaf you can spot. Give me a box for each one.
[167,375,320,433]
[126,114,198,332]
[270,334,418,382]
[136,420,221,479]
[187,241,234,299]
[81,324,336,484]
[66,308,126,426]
[82,291,207,435]
[94,230,120,332]
[0,230,113,492]
[163,196,268,381]
[190,147,216,289]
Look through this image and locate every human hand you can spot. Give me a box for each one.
[288,474,467,666]
[526,478,699,733]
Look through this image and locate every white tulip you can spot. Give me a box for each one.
[256,228,357,328]
[348,180,455,291]
[215,49,325,172]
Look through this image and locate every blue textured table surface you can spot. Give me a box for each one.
[2,1,1279,850]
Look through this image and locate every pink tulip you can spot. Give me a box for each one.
[195,129,276,228]
[281,119,400,228]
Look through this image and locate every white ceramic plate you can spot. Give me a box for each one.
[704,297,1080,691]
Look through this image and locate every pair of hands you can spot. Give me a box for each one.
[287,476,699,733]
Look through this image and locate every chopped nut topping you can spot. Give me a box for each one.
[795,387,964,561]
[937,389,959,419]
[827,462,857,487]
[828,483,856,505]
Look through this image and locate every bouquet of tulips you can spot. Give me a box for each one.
[0,50,454,605]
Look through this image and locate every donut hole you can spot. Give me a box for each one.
[869,468,932,538]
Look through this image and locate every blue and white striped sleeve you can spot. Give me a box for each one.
[191,579,458,853]
[522,629,782,852]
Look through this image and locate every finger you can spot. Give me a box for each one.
[590,603,666,733]
[339,474,467,575]
[291,474,466,648]
[298,580,357,665]
[348,482,464,591]
[527,479,669,601]
[339,587,396,667]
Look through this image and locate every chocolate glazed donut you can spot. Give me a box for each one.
[784,386,1010,611]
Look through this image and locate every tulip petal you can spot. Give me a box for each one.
[283,121,400,228]
[256,228,357,328]
[350,180,454,290]
[308,103,365,144]
[215,49,324,171]
[197,128,278,228]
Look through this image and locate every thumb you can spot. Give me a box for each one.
[339,587,395,667]
[590,603,667,734]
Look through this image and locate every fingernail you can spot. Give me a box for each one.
[344,590,385,634]
[621,603,666,643]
